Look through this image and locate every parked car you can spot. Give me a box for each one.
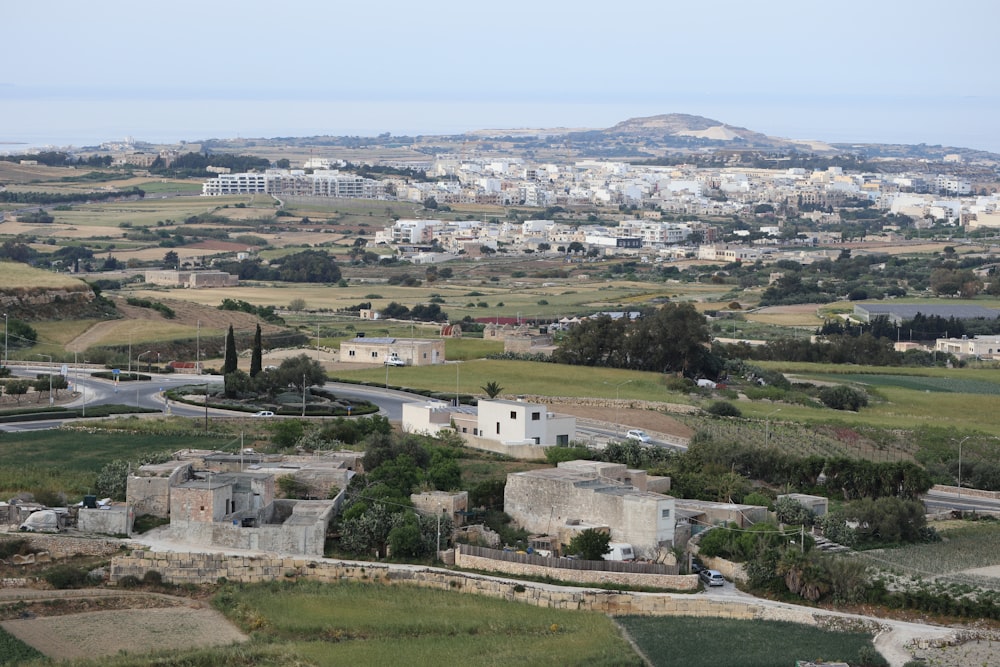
[625,429,651,443]
[384,355,406,366]
[690,558,705,574]
[699,569,725,587]
[253,410,275,417]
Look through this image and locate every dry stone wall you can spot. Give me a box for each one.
[110,548,823,624]
[454,549,696,590]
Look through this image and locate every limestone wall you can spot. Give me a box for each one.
[108,548,828,625]
[461,434,548,460]
[454,549,696,591]
[11,533,125,559]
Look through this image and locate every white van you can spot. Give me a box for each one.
[606,542,635,561]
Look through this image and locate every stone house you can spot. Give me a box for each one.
[504,460,676,557]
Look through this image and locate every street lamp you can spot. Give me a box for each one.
[604,379,634,437]
[765,407,782,446]
[956,436,971,499]
[37,354,53,405]
[137,350,151,374]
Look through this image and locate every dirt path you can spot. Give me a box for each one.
[0,588,247,661]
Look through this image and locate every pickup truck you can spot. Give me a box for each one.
[384,355,406,366]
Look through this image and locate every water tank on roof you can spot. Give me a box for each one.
[83,495,97,509]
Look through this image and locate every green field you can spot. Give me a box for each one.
[0,627,44,666]
[0,423,237,499]
[207,580,638,667]
[333,359,685,403]
[618,615,878,667]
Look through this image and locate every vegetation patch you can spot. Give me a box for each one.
[0,627,44,666]
[617,615,878,667]
[211,580,637,665]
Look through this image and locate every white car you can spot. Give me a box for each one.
[253,410,275,417]
[384,356,406,367]
[626,429,651,443]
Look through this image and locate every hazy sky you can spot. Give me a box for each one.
[5,0,999,150]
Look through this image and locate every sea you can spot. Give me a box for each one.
[2,93,998,154]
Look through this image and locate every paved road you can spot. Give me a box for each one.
[924,488,1000,514]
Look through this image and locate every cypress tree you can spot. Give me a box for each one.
[223,324,238,374]
[250,323,263,377]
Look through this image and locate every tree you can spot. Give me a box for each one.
[162,250,179,269]
[481,381,503,398]
[288,298,307,312]
[274,354,326,394]
[566,528,611,561]
[222,324,238,375]
[5,380,29,404]
[250,324,263,378]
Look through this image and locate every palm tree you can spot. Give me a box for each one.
[481,381,503,398]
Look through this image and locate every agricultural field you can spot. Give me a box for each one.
[0,627,43,666]
[204,580,639,667]
[858,520,1000,591]
[618,615,877,667]
[0,261,85,289]
[0,423,240,500]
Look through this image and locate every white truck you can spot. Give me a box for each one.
[384,354,406,366]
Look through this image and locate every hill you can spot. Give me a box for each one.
[0,262,114,321]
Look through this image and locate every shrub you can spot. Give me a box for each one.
[43,564,93,589]
[819,385,868,411]
[142,570,163,586]
[705,401,742,418]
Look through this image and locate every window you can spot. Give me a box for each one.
[531,412,541,421]
[496,422,500,434]
[510,411,517,419]
[348,350,355,357]
[371,351,379,358]
[661,509,670,519]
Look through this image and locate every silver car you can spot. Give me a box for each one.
[699,569,725,587]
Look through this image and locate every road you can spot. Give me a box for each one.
[924,488,1000,514]
[0,367,422,431]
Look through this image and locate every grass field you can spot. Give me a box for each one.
[0,423,237,499]
[618,615,877,667]
[208,580,639,666]
[334,359,686,403]
[0,261,88,289]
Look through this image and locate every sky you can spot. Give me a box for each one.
[4,0,1000,151]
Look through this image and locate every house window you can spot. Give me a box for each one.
[496,422,500,434]
[348,350,356,357]
[531,412,541,421]
[510,411,517,419]
[661,509,670,518]
[371,351,379,358]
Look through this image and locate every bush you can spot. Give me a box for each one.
[819,385,869,411]
[142,570,163,586]
[43,564,93,589]
[705,401,742,418]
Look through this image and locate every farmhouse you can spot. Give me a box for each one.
[144,270,239,288]
[338,336,445,366]
[503,460,676,557]
[935,334,1000,360]
[121,449,356,556]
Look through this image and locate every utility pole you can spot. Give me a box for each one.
[302,373,307,417]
